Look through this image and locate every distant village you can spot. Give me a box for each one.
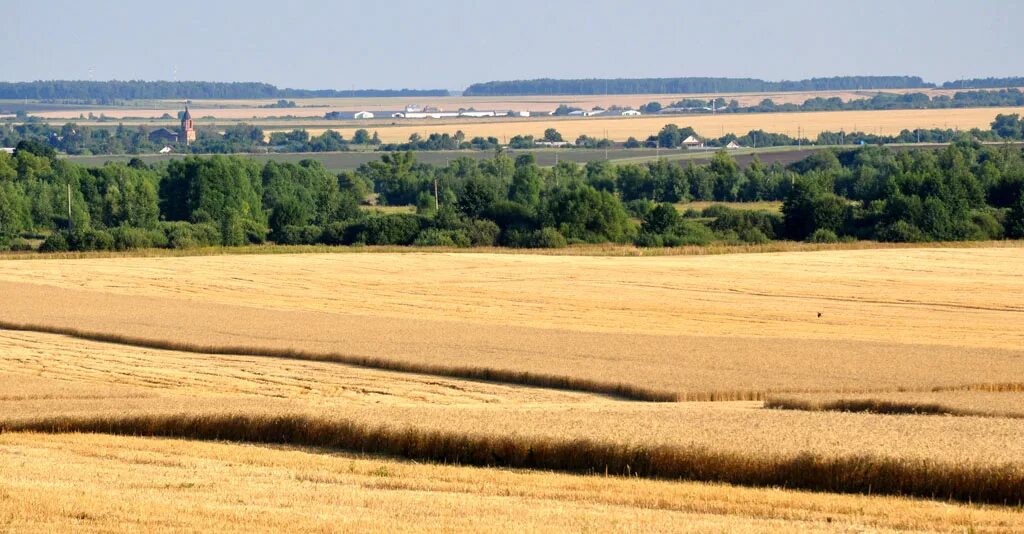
[323,104,644,121]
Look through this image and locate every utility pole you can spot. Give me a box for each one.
[433,178,439,211]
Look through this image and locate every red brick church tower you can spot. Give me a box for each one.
[180,106,196,145]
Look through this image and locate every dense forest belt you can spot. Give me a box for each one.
[3,412,1021,506]
[463,76,934,96]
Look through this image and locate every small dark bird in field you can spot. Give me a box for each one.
[817,312,823,318]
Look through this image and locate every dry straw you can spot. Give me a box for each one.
[0,320,679,402]
[4,412,1021,506]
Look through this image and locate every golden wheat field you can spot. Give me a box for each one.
[2,246,1024,530]
[291,106,1024,143]
[7,433,1023,533]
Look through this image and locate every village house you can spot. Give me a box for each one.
[681,135,705,148]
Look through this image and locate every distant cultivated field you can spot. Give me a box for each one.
[28,87,1015,119]
[308,107,1024,143]
[3,246,1024,529]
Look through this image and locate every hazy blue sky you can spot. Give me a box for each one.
[5,0,1022,90]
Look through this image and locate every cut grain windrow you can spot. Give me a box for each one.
[0,320,679,402]
[4,412,1022,506]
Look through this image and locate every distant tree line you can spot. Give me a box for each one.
[0,81,448,102]
[940,77,1024,89]
[3,141,1023,253]
[647,89,1024,115]
[464,76,933,96]
[0,123,384,155]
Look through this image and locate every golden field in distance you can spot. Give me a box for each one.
[298,106,1024,143]
[26,86,1021,120]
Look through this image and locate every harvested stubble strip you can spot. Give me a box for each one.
[0,321,678,402]
[4,413,1023,506]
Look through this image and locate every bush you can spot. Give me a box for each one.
[624,199,656,218]
[7,237,32,252]
[807,228,839,243]
[970,210,1004,240]
[413,229,471,247]
[110,227,166,251]
[877,220,925,242]
[39,232,69,252]
[738,226,770,244]
[350,214,425,245]
[674,221,716,246]
[532,227,568,248]
[634,232,664,247]
[160,222,222,249]
[465,219,500,246]
[275,225,323,245]
[0,235,32,252]
[319,222,353,245]
[242,219,267,244]
[67,229,114,251]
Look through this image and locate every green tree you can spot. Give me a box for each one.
[1007,194,1024,238]
[641,203,681,235]
[543,128,563,142]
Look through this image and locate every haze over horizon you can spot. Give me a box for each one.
[5,0,1023,91]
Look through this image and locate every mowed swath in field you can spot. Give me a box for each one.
[5,330,1024,467]
[6,432,1021,533]
[1,247,1023,398]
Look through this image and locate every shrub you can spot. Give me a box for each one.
[532,227,568,248]
[807,228,839,244]
[350,214,425,245]
[634,232,664,247]
[674,221,715,246]
[242,219,267,244]
[413,229,471,247]
[319,222,353,245]
[7,237,32,252]
[970,211,1003,240]
[275,225,323,245]
[738,226,770,244]
[0,235,32,252]
[110,227,163,251]
[67,229,114,251]
[624,199,656,219]
[464,219,500,247]
[877,220,925,242]
[160,222,222,249]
